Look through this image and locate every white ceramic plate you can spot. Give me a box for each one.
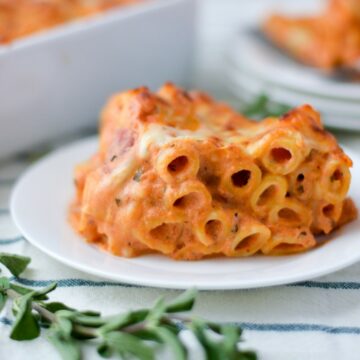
[229,29,360,101]
[10,137,360,290]
[224,70,360,131]
[226,65,360,117]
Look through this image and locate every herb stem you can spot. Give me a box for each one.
[168,315,192,323]
[6,288,57,323]
[121,321,147,333]
[73,324,98,338]
[0,252,257,360]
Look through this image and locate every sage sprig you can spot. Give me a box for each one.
[0,253,257,360]
[242,94,292,119]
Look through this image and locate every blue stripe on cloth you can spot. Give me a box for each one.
[0,208,9,215]
[239,322,360,335]
[0,317,12,326]
[0,236,24,245]
[10,277,360,291]
[289,281,360,290]
[13,277,141,288]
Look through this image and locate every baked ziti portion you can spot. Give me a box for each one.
[0,0,141,44]
[263,0,360,69]
[70,83,357,260]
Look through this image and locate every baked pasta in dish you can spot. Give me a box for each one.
[70,83,357,260]
[0,0,141,44]
[263,0,360,69]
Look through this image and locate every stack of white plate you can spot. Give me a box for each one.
[225,28,360,130]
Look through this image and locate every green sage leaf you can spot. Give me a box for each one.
[98,309,148,335]
[44,301,75,313]
[97,343,113,358]
[10,293,40,340]
[146,297,166,326]
[154,327,187,360]
[0,253,31,276]
[205,321,222,334]
[104,331,155,360]
[73,313,106,327]
[132,328,162,342]
[33,282,57,299]
[9,282,56,301]
[242,94,291,119]
[10,283,36,296]
[48,330,81,360]
[0,292,7,312]
[242,94,268,118]
[0,276,10,290]
[79,310,101,317]
[57,317,73,337]
[190,319,226,360]
[165,288,197,313]
[238,351,258,360]
[221,324,241,357]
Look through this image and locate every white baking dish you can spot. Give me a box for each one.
[0,0,196,159]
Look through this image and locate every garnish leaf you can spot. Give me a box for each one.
[10,282,52,301]
[131,328,162,342]
[48,329,81,360]
[79,310,101,317]
[0,253,31,276]
[10,293,40,340]
[190,319,234,360]
[221,324,241,357]
[72,313,105,327]
[165,288,197,313]
[104,331,155,360]
[154,327,187,360]
[0,292,7,312]
[239,351,258,360]
[10,283,36,296]
[146,297,166,326]
[97,343,113,358]
[98,309,148,335]
[242,94,291,119]
[33,282,57,299]
[0,276,10,290]
[44,301,75,313]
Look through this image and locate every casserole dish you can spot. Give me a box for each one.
[0,0,196,158]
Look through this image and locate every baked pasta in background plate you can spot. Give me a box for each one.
[263,0,360,69]
[0,0,142,44]
[70,83,357,260]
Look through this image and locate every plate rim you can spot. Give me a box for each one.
[228,28,360,101]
